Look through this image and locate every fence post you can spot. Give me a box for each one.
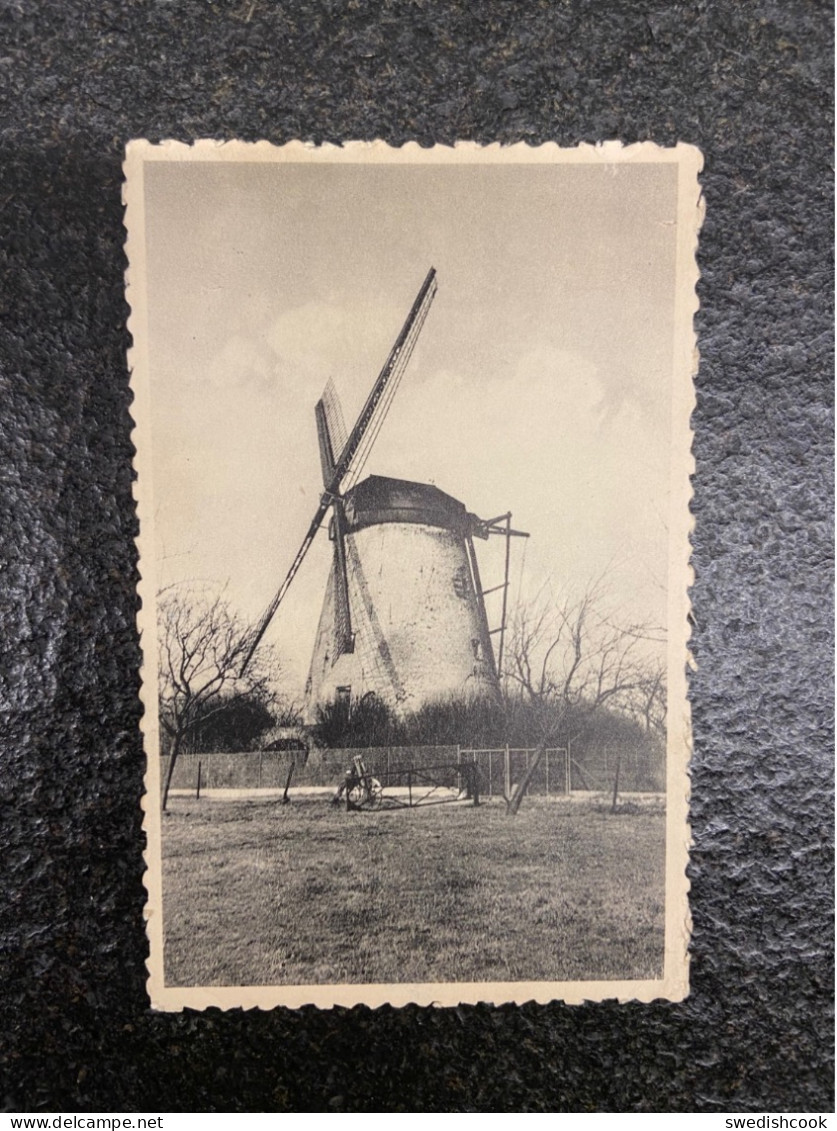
[488,750,492,799]
[196,760,202,800]
[504,745,511,800]
[258,750,263,790]
[545,750,550,798]
[611,746,622,813]
[283,760,295,805]
[565,744,571,795]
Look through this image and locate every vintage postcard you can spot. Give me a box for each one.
[125,140,702,1010]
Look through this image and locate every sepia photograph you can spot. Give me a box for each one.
[125,140,701,1010]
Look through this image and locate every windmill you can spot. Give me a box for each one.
[241,268,528,717]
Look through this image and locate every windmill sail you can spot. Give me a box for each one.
[240,268,437,674]
[329,496,353,656]
[316,381,354,655]
[340,268,437,493]
[315,378,349,486]
[320,378,349,471]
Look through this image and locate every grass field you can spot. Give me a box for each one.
[161,795,666,987]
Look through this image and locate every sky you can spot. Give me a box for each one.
[142,154,680,697]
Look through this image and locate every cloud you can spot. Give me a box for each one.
[264,297,406,408]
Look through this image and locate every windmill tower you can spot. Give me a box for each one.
[241,268,528,718]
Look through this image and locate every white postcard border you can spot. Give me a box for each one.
[125,139,703,1011]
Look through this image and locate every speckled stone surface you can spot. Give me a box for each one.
[0,0,832,1113]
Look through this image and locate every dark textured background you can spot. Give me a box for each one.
[0,0,833,1114]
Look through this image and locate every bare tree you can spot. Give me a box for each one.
[638,663,667,738]
[502,586,664,815]
[157,586,279,810]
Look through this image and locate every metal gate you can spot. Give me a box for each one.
[458,746,571,799]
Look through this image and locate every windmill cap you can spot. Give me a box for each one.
[343,475,478,537]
